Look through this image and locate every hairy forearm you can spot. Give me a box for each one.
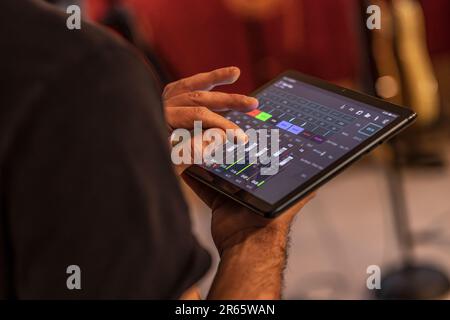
[207,227,290,300]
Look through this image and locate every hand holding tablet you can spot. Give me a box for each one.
[187,71,416,217]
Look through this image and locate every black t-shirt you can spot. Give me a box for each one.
[0,0,210,299]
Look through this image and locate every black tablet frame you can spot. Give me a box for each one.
[186,71,417,218]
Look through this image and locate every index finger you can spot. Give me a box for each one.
[163,67,241,98]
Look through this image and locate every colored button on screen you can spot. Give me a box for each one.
[247,109,261,117]
[276,121,292,130]
[255,112,272,121]
[359,123,382,136]
[312,135,325,144]
[287,125,304,135]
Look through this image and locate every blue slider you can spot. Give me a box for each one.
[287,125,304,135]
[276,120,292,130]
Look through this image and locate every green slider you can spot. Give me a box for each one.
[257,180,265,187]
[225,156,245,170]
[255,112,272,122]
[236,162,255,175]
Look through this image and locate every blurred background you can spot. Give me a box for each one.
[54,0,449,298]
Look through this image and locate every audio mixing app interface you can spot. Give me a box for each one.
[203,77,398,204]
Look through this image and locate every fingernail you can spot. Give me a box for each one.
[228,67,240,79]
[237,132,249,144]
[229,66,240,73]
[246,97,259,108]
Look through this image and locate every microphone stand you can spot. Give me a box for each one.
[375,138,450,299]
[357,0,450,299]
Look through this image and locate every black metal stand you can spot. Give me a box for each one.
[375,139,450,299]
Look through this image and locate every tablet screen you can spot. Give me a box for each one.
[201,76,399,205]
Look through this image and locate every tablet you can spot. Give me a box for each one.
[186,71,417,217]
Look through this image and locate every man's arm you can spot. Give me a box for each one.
[160,66,313,299]
[183,175,314,300]
[180,226,289,300]
[209,225,290,299]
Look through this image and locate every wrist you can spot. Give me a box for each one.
[220,225,290,258]
[211,226,289,300]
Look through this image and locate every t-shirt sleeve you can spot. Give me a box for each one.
[6,45,210,299]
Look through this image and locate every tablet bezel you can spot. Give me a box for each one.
[186,71,417,217]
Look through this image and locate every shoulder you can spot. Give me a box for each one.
[2,0,152,89]
[21,1,163,116]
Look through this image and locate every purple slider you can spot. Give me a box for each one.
[312,135,325,144]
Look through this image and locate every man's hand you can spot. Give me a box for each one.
[184,175,314,254]
[169,67,315,299]
[163,67,258,175]
[183,174,315,299]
